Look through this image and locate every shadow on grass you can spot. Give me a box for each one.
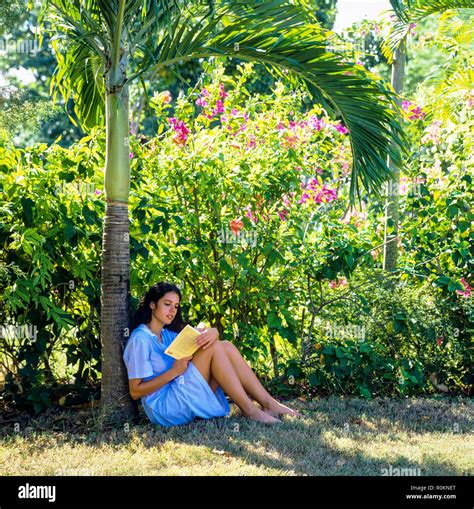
[1,395,472,476]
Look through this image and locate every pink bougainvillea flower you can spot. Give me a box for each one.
[219,83,228,98]
[402,100,426,120]
[298,180,338,205]
[335,123,349,134]
[230,218,244,236]
[245,205,258,223]
[299,192,310,204]
[215,99,225,114]
[129,152,134,159]
[314,185,337,203]
[231,108,239,116]
[277,209,289,221]
[168,117,189,146]
[247,135,256,148]
[200,88,210,97]
[196,97,208,107]
[95,189,102,195]
[456,277,472,298]
[308,115,325,131]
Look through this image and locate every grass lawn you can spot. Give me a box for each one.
[1,396,472,476]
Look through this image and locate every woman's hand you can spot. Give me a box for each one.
[195,327,219,350]
[172,355,193,376]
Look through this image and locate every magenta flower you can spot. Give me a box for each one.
[215,99,225,114]
[308,115,325,131]
[247,135,256,148]
[277,209,289,221]
[245,205,258,223]
[300,181,337,204]
[196,97,208,107]
[231,108,239,116]
[201,88,210,97]
[456,277,472,298]
[219,83,228,99]
[402,100,426,120]
[129,152,134,159]
[168,117,189,146]
[299,192,310,204]
[335,123,349,134]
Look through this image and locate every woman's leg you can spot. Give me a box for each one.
[219,341,303,417]
[191,341,280,423]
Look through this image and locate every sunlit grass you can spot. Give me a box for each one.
[1,396,472,476]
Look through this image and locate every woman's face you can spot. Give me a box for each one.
[150,291,180,325]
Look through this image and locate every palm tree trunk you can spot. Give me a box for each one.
[383,40,406,271]
[100,73,135,420]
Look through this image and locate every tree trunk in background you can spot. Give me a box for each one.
[100,73,135,421]
[383,40,406,271]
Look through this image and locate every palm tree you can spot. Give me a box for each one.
[381,0,473,271]
[44,0,406,420]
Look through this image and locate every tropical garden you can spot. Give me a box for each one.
[0,0,472,482]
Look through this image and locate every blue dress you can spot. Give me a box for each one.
[123,323,230,427]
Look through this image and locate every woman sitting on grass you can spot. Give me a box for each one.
[123,281,302,427]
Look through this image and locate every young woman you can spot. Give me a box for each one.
[123,281,303,427]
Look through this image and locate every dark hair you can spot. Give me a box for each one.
[130,282,187,334]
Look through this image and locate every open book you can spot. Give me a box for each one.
[164,323,206,359]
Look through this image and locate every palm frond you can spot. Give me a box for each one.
[131,0,406,205]
[383,0,474,62]
[50,39,105,129]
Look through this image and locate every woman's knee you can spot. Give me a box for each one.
[222,340,236,352]
[195,339,222,357]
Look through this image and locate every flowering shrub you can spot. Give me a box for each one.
[1,59,471,412]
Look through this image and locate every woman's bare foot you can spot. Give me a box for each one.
[244,407,282,424]
[262,400,304,418]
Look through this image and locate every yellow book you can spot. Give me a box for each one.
[164,323,206,359]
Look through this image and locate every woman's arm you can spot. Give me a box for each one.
[129,356,193,400]
[129,368,178,400]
